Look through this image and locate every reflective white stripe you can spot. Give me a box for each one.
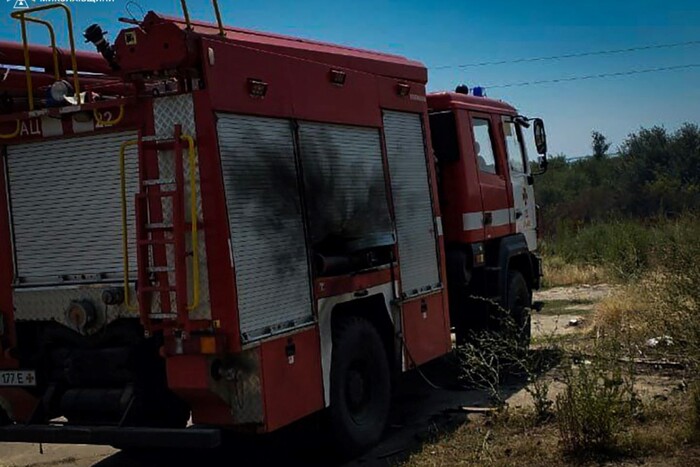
[41,116,63,137]
[491,208,514,227]
[463,212,483,231]
[435,216,443,236]
[463,208,514,231]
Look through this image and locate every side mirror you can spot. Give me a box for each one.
[533,118,547,155]
[533,118,548,174]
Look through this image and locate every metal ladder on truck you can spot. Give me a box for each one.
[120,124,201,334]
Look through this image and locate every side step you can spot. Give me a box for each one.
[0,424,221,449]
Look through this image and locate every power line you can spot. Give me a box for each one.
[486,63,700,89]
[432,40,700,70]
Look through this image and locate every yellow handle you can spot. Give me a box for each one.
[23,16,60,81]
[120,135,200,314]
[0,121,20,140]
[181,134,201,312]
[119,139,140,312]
[94,105,125,127]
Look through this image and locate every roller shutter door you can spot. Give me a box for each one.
[383,111,441,297]
[6,131,139,285]
[217,114,313,342]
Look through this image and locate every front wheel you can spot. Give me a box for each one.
[329,316,391,456]
[506,270,532,350]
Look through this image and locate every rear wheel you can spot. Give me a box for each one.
[329,316,391,456]
[0,408,10,426]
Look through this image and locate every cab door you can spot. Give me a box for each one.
[501,116,537,250]
[468,113,513,240]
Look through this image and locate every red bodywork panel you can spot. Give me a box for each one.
[0,158,15,353]
[401,292,451,367]
[260,327,324,431]
[113,12,427,84]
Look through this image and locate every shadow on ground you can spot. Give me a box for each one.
[92,351,547,467]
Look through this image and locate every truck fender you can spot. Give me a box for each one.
[316,283,395,407]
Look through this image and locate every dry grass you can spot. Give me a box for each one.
[593,288,642,334]
[542,256,608,288]
[403,391,699,467]
[403,412,562,467]
[694,383,700,436]
[405,260,700,466]
[405,234,700,466]
[594,272,699,365]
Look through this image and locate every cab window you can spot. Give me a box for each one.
[503,118,527,174]
[472,118,498,175]
[429,111,459,163]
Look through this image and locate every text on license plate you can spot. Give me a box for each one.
[0,370,36,387]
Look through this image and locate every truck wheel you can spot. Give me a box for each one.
[507,270,532,350]
[0,408,10,426]
[330,316,391,456]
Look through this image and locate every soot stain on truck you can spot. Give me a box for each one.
[299,127,394,256]
[223,130,306,278]
[223,125,394,278]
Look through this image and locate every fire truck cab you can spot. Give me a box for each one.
[428,91,546,341]
[0,2,547,455]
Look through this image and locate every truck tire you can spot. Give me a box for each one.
[507,270,532,350]
[0,408,10,426]
[330,316,391,456]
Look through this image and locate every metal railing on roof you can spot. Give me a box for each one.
[179,0,226,37]
[10,3,81,111]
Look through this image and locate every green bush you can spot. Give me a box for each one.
[543,216,700,281]
[555,357,637,456]
[534,124,700,233]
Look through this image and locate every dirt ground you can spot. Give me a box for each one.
[3,282,680,467]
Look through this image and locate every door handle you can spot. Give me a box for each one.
[515,210,523,219]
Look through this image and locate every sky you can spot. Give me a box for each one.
[0,0,698,158]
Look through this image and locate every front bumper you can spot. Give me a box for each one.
[0,424,221,448]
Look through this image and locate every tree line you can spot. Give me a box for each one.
[534,122,700,235]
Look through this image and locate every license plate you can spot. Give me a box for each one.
[0,370,36,387]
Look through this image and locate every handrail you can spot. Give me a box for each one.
[16,15,32,110]
[179,0,226,36]
[94,105,125,127]
[22,16,60,81]
[11,4,81,110]
[0,121,20,140]
[120,139,140,312]
[212,0,226,37]
[179,0,192,30]
[181,134,201,312]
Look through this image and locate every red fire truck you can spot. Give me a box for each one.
[0,2,548,454]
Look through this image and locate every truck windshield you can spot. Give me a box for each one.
[503,118,527,174]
